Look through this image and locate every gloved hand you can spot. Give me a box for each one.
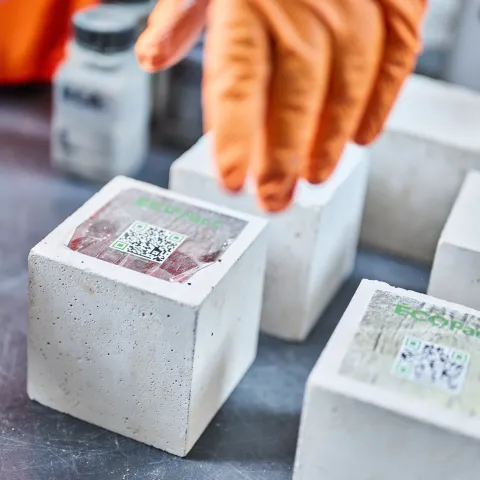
[136,0,427,212]
[0,0,98,84]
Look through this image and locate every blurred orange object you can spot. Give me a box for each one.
[0,0,98,84]
[137,0,427,212]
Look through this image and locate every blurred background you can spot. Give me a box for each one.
[1,0,478,285]
[0,0,476,164]
[0,0,477,284]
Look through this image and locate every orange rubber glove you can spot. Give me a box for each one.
[136,0,427,212]
[0,0,98,84]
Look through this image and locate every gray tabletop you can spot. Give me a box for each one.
[0,87,430,480]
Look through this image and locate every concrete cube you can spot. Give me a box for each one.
[361,74,480,264]
[28,176,268,457]
[428,170,480,309]
[169,135,369,342]
[294,279,480,480]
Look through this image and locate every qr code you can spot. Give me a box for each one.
[110,221,186,264]
[392,336,470,394]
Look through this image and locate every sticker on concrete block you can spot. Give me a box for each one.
[340,290,480,415]
[67,189,246,282]
[110,221,186,265]
[391,336,470,395]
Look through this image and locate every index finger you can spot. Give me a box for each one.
[203,0,270,192]
[354,0,427,145]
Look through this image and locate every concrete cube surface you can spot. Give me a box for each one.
[428,170,480,309]
[169,135,369,341]
[28,176,268,457]
[294,280,480,480]
[361,74,480,264]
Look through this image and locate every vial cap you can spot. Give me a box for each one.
[73,5,138,54]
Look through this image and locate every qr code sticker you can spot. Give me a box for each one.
[110,221,186,264]
[392,336,470,394]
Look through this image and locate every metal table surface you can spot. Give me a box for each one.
[0,87,430,480]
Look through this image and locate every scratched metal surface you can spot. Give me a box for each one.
[0,87,430,480]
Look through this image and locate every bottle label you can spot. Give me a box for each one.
[53,82,117,176]
[52,124,113,177]
[62,85,110,113]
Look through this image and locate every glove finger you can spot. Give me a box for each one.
[135,0,208,72]
[254,0,330,212]
[354,0,427,145]
[303,0,384,184]
[204,0,270,192]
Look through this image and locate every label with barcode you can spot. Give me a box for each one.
[392,336,470,394]
[111,221,186,265]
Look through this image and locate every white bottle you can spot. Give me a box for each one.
[445,0,480,90]
[102,0,158,121]
[51,5,150,182]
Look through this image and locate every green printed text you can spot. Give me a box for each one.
[134,196,221,230]
[394,304,479,339]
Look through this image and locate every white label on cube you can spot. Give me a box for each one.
[391,336,470,395]
[111,221,187,265]
[339,290,480,415]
